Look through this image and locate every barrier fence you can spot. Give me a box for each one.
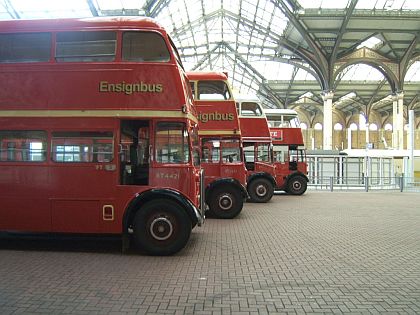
[306,154,419,192]
[308,176,420,192]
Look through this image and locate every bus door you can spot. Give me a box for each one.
[120,120,150,186]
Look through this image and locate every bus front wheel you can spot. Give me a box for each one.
[132,200,191,255]
[208,186,243,219]
[287,176,307,195]
[248,178,274,203]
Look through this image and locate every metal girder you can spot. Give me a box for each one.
[2,0,20,19]
[399,34,419,84]
[143,0,170,17]
[86,0,98,16]
[272,0,329,85]
[330,0,357,71]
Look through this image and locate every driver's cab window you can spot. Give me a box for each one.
[197,81,232,100]
[273,145,288,163]
[155,122,189,164]
[257,143,270,162]
[221,139,241,163]
[201,138,220,163]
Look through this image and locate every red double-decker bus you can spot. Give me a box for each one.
[235,98,277,203]
[0,17,204,255]
[188,72,247,219]
[265,109,308,195]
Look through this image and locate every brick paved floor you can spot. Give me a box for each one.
[0,191,419,314]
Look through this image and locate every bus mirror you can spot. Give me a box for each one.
[125,164,132,174]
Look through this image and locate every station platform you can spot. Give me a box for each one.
[0,191,419,314]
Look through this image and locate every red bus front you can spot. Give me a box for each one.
[0,17,204,255]
[236,98,276,203]
[266,109,308,195]
[188,72,247,219]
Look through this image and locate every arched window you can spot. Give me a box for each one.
[384,123,392,131]
[349,123,358,130]
[314,122,323,130]
[359,114,367,130]
[334,123,343,130]
[369,123,378,131]
[300,122,308,130]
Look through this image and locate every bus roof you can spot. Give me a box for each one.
[234,96,261,103]
[265,108,298,116]
[0,16,166,33]
[186,72,228,81]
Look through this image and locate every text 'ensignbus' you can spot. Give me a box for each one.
[99,81,163,94]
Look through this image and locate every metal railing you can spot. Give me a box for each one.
[308,176,420,192]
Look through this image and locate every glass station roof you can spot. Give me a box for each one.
[0,0,419,115]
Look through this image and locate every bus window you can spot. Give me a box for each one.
[273,145,288,163]
[122,32,170,62]
[0,33,51,63]
[155,122,189,164]
[197,81,231,100]
[221,139,241,163]
[51,131,113,163]
[56,31,116,62]
[201,139,220,163]
[257,143,270,162]
[0,130,47,162]
[240,102,263,116]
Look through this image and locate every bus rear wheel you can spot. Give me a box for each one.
[287,176,307,195]
[248,178,274,203]
[132,200,191,255]
[208,186,243,219]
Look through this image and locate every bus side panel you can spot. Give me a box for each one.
[0,64,185,111]
[149,166,193,200]
[49,164,117,233]
[274,163,288,188]
[239,117,272,141]
[0,165,51,232]
[201,162,221,188]
[220,163,247,184]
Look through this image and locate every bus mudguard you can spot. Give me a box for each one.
[247,172,277,187]
[285,171,309,183]
[123,188,202,234]
[205,178,248,202]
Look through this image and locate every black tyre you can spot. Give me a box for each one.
[132,200,191,255]
[248,178,274,203]
[287,176,307,195]
[208,186,243,219]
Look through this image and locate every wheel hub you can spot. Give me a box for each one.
[293,181,302,190]
[150,217,173,241]
[255,184,267,197]
[219,194,233,210]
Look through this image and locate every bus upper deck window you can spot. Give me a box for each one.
[122,32,170,62]
[197,81,231,100]
[240,102,262,116]
[0,33,51,63]
[56,31,116,62]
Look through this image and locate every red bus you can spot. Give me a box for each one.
[0,17,204,255]
[188,72,247,219]
[265,108,308,195]
[235,98,277,202]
